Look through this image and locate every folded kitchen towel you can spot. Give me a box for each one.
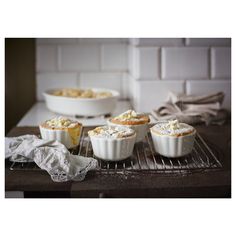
[151,91,228,125]
[5,135,98,182]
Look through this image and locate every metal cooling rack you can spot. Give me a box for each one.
[6,130,222,175]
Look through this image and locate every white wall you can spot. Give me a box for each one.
[36,38,129,100]
[36,38,231,111]
[129,38,231,111]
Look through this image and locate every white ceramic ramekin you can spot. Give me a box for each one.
[107,119,149,143]
[39,125,82,149]
[89,133,136,161]
[150,128,196,158]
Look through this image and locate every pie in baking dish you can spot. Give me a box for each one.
[52,88,112,99]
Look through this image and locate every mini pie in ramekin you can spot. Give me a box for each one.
[107,110,150,143]
[88,126,136,161]
[39,117,82,149]
[150,120,196,158]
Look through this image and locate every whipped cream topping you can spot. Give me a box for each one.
[113,110,144,121]
[44,117,79,128]
[152,120,195,136]
[88,126,135,139]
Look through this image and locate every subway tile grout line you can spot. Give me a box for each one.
[183,80,186,94]
[57,45,61,72]
[99,44,102,72]
[159,47,162,80]
[56,45,60,72]
[77,72,80,87]
[209,47,212,80]
[36,70,128,74]
[184,38,188,47]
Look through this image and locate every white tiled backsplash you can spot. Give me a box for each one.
[36,38,231,112]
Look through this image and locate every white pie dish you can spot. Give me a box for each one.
[43,88,119,116]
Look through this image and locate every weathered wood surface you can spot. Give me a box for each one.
[5,125,231,198]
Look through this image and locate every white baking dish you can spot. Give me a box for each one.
[43,88,119,116]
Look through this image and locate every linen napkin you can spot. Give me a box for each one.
[5,135,98,182]
[151,91,228,125]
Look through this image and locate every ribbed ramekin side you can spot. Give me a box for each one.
[90,135,136,161]
[150,130,196,158]
[39,126,81,149]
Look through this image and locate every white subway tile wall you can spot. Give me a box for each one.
[128,45,138,78]
[161,47,209,80]
[134,80,185,112]
[79,38,128,44]
[58,44,100,71]
[36,73,77,101]
[128,38,231,111]
[211,47,231,79]
[186,38,231,47]
[36,38,129,100]
[130,38,184,46]
[133,47,160,79]
[37,45,57,72]
[37,38,78,44]
[36,38,231,111]
[101,44,128,71]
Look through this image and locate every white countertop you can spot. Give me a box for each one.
[17,100,131,126]
[18,100,157,127]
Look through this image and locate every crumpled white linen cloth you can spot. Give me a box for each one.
[5,135,98,182]
[151,91,228,125]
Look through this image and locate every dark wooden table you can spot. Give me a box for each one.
[5,124,231,198]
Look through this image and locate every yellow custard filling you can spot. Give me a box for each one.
[67,126,82,145]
